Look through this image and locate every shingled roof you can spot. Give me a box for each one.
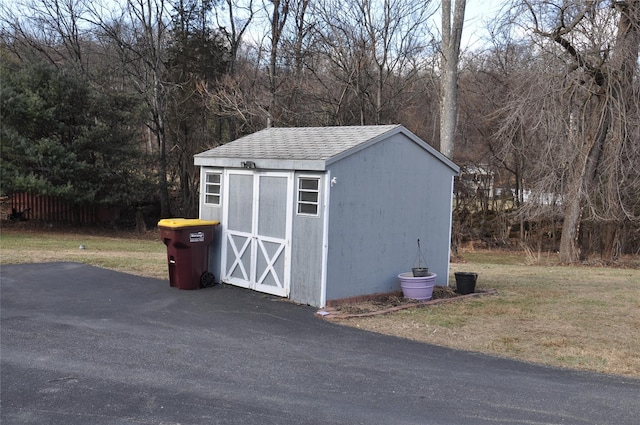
[194,125,458,172]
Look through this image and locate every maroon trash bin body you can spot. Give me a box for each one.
[158,219,219,290]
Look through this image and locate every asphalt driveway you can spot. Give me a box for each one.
[1,262,639,424]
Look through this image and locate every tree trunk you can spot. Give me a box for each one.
[268,0,288,128]
[155,76,171,218]
[558,1,639,263]
[600,222,620,261]
[439,0,466,159]
[559,98,609,263]
[440,63,458,158]
[158,131,171,218]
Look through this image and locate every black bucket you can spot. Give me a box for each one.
[454,272,477,295]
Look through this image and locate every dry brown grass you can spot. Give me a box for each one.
[338,252,640,377]
[0,226,167,279]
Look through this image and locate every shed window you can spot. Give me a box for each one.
[297,177,320,216]
[204,172,221,205]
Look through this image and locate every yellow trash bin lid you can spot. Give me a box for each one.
[158,218,220,229]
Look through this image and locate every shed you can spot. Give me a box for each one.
[194,125,460,307]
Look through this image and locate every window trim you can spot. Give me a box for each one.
[297,176,321,217]
[204,171,222,206]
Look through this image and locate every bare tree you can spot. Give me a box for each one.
[1,0,91,68]
[214,0,290,128]
[360,0,434,124]
[210,0,256,139]
[439,0,466,159]
[310,0,433,126]
[308,0,372,124]
[89,0,174,217]
[499,0,640,262]
[288,0,311,78]
[266,0,290,127]
[216,0,255,76]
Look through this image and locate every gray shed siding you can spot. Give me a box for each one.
[199,167,326,304]
[195,125,458,307]
[289,172,327,306]
[199,167,224,282]
[324,133,454,302]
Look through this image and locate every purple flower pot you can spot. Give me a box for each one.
[398,272,437,300]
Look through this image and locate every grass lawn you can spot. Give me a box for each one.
[1,225,639,377]
[0,226,167,280]
[342,252,640,378]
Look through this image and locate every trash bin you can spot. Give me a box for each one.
[158,218,219,290]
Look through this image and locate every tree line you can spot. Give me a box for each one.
[1,0,638,262]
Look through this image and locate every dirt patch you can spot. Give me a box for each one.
[318,286,495,319]
[334,286,458,314]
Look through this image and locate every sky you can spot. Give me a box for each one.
[459,0,505,49]
[2,0,506,51]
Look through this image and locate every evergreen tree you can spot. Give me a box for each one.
[165,0,230,216]
[0,59,150,209]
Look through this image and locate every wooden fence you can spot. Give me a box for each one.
[6,193,118,224]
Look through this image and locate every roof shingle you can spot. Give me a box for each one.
[196,125,400,161]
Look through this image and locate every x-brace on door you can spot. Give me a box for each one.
[221,170,292,297]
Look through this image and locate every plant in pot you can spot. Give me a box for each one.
[398,239,437,300]
[412,239,429,277]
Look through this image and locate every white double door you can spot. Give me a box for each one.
[221,170,293,297]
